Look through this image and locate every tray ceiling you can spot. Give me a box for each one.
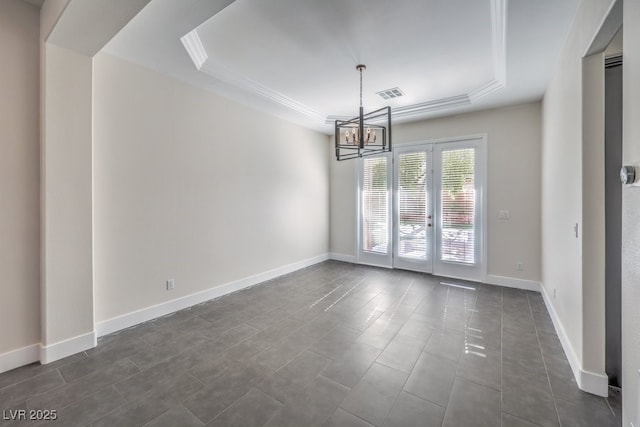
[103,0,580,133]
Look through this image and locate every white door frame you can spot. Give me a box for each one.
[393,143,434,273]
[354,134,487,282]
[431,135,487,282]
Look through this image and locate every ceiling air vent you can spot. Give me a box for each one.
[377,87,405,100]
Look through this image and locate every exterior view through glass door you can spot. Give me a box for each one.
[359,136,485,281]
[358,154,392,267]
[394,147,433,272]
[432,138,484,281]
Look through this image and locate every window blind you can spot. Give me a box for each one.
[362,157,389,254]
[440,148,476,264]
[398,151,428,260]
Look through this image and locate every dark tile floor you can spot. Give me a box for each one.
[0,261,620,426]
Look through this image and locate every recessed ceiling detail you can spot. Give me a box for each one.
[103,0,581,134]
[198,55,326,123]
[182,0,508,127]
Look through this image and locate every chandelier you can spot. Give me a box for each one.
[334,64,392,161]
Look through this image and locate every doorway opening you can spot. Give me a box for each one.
[604,38,623,388]
[357,136,486,282]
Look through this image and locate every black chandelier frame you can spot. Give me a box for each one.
[334,65,392,161]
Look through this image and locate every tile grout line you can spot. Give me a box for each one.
[339,406,379,427]
[604,395,616,417]
[437,285,455,426]
[401,388,447,409]
[527,291,563,427]
[338,274,420,426]
[373,279,420,425]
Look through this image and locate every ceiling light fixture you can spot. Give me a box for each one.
[335,65,391,161]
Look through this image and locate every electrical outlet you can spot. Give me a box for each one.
[553,288,556,299]
[166,279,175,291]
[516,262,524,271]
[499,210,510,220]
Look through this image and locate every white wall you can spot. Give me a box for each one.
[582,52,606,381]
[330,102,542,284]
[541,0,616,396]
[0,0,41,358]
[37,0,164,365]
[93,53,330,323]
[41,43,95,357]
[622,0,640,424]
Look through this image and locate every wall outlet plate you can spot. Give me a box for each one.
[166,279,175,290]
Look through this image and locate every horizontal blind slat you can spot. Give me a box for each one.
[441,148,475,264]
[398,151,428,260]
[362,157,389,254]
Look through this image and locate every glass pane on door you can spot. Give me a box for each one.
[398,151,429,260]
[362,156,390,255]
[440,147,476,264]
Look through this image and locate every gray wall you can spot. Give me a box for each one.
[0,0,41,358]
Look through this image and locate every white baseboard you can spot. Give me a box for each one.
[485,275,541,291]
[637,370,640,427]
[39,331,97,365]
[539,283,608,397]
[579,368,609,397]
[96,254,330,337]
[328,258,542,292]
[329,253,357,263]
[328,254,393,269]
[0,344,40,374]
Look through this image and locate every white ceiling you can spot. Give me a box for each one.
[103,0,580,134]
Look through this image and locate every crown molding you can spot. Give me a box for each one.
[199,59,326,122]
[181,0,507,127]
[325,94,472,125]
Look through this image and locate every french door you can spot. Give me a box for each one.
[393,145,433,272]
[358,136,485,281]
[357,154,393,267]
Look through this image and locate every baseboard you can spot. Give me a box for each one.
[637,370,640,427]
[328,254,393,269]
[328,258,542,292]
[539,283,609,397]
[329,253,357,263]
[485,275,541,291]
[95,253,330,337]
[578,369,609,397]
[0,344,40,374]
[39,331,97,365]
